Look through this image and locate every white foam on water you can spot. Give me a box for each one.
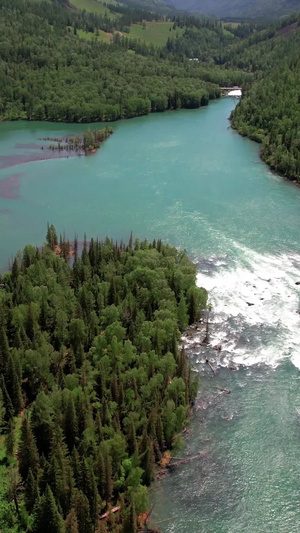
[196,245,300,368]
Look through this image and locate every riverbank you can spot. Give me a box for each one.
[151,252,300,531]
[230,119,300,186]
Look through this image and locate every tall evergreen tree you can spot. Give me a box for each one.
[0,375,14,422]
[5,418,15,457]
[123,500,137,533]
[33,484,64,533]
[0,387,6,430]
[73,490,92,533]
[25,468,39,513]
[65,508,79,533]
[177,292,189,330]
[0,326,10,373]
[18,415,39,481]
[5,354,23,414]
[64,394,78,451]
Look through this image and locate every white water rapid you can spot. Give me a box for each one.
[195,245,300,369]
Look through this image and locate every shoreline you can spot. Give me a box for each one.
[230,121,300,187]
[0,95,220,127]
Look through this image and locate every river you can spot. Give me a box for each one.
[1,98,300,532]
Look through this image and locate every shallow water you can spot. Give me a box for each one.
[1,99,300,532]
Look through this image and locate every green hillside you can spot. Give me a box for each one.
[70,0,113,15]
[0,0,227,123]
[129,20,183,46]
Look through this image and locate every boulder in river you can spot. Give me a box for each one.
[213,344,222,351]
[246,302,255,306]
[295,281,300,285]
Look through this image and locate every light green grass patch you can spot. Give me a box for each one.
[223,22,241,29]
[70,0,116,17]
[77,28,112,43]
[222,27,235,38]
[129,21,183,47]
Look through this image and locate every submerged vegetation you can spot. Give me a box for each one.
[41,127,114,155]
[0,227,207,532]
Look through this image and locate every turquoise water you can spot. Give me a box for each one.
[1,99,299,267]
[1,99,300,532]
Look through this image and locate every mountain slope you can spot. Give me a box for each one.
[163,0,300,19]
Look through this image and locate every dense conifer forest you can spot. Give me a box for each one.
[230,18,300,181]
[0,227,207,532]
[0,0,224,122]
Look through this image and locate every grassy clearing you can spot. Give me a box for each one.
[129,21,184,47]
[77,28,113,42]
[222,27,235,38]
[223,22,241,29]
[70,0,115,16]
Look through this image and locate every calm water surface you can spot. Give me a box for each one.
[1,98,300,532]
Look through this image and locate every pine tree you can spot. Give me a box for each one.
[48,428,74,516]
[40,295,49,331]
[128,419,138,456]
[96,451,105,500]
[177,347,187,380]
[5,418,15,457]
[0,387,6,430]
[123,500,137,533]
[64,395,78,451]
[104,451,113,504]
[156,414,165,452]
[65,508,79,533]
[25,468,39,512]
[177,292,188,331]
[33,484,64,533]
[46,224,58,250]
[95,411,103,443]
[72,489,92,533]
[80,459,98,528]
[31,391,54,457]
[0,326,10,373]
[187,289,197,324]
[11,257,19,286]
[5,354,23,415]
[140,434,154,486]
[19,415,39,481]
[26,302,37,342]
[71,446,81,486]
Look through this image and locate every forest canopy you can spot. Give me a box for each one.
[0,0,225,122]
[0,229,208,532]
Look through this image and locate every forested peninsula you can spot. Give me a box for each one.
[0,227,208,532]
